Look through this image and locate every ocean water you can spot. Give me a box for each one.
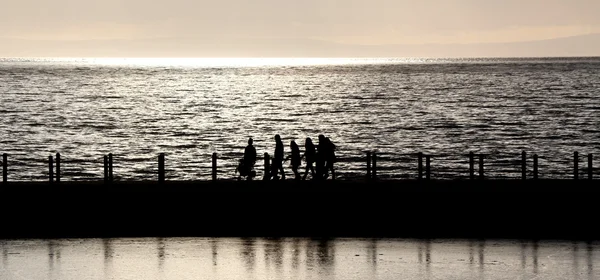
[1,237,599,280]
[0,57,599,181]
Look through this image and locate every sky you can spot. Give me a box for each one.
[2,0,600,57]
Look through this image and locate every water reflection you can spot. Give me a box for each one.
[0,238,598,280]
[264,238,284,271]
[532,240,539,274]
[103,239,113,278]
[367,239,377,266]
[573,241,579,278]
[291,238,301,269]
[418,239,431,266]
[103,239,113,261]
[478,239,485,278]
[518,240,542,275]
[210,239,217,267]
[2,241,8,267]
[521,240,527,269]
[157,237,165,268]
[469,240,474,266]
[417,238,432,278]
[587,241,593,279]
[306,238,335,274]
[47,240,60,269]
[240,238,256,271]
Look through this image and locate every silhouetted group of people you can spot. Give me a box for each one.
[237,134,336,181]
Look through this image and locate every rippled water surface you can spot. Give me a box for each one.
[1,57,599,181]
[1,238,599,280]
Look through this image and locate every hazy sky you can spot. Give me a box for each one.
[2,0,600,56]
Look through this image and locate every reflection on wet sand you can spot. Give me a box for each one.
[478,239,484,273]
[210,239,217,267]
[417,239,432,268]
[291,238,301,269]
[2,242,7,267]
[519,240,540,275]
[521,240,527,269]
[588,241,593,279]
[47,240,60,267]
[1,238,597,280]
[241,238,256,271]
[158,237,165,268]
[469,240,474,265]
[103,239,113,278]
[264,237,284,272]
[533,240,538,274]
[418,239,431,265]
[367,238,377,266]
[305,238,335,274]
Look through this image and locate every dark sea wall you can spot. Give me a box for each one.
[0,180,598,240]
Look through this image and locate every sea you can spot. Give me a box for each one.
[1,57,599,181]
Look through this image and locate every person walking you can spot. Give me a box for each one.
[288,140,302,180]
[302,137,316,180]
[241,137,257,180]
[271,134,285,180]
[317,134,336,180]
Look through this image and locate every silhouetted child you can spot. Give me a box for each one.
[287,140,301,180]
[314,150,325,180]
[302,137,316,180]
[271,134,285,180]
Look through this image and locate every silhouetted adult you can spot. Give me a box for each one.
[317,134,336,179]
[288,140,301,180]
[271,134,285,180]
[302,137,316,180]
[241,137,257,180]
[324,137,336,179]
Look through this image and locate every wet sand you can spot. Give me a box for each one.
[0,179,598,240]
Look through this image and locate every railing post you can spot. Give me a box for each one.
[55,152,61,183]
[103,155,109,184]
[469,152,475,180]
[372,152,377,180]
[425,155,431,180]
[533,154,538,180]
[589,154,593,180]
[574,151,579,180]
[108,153,114,183]
[2,153,7,183]
[212,152,217,181]
[263,153,270,181]
[478,155,484,180]
[521,151,526,180]
[418,152,423,180]
[366,152,371,181]
[49,155,54,183]
[158,153,165,183]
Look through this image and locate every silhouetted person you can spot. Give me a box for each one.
[287,140,301,180]
[240,137,257,180]
[302,137,316,180]
[317,134,336,179]
[271,134,285,180]
[324,137,336,179]
[314,135,327,180]
[316,135,328,179]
